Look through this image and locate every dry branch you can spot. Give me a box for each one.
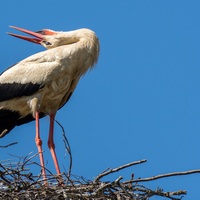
[124,169,200,184]
[0,142,18,148]
[94,159,147,182]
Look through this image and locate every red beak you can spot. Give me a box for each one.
[8,26,44,44]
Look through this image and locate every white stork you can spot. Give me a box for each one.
[0,26,100,179]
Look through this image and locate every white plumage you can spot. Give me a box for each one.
[0,28,99,119]
[0,26,100,179]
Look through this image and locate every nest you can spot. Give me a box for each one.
[0,152,196,200]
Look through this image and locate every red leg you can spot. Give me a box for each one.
[47,113,61,175]
[35,112,47,180]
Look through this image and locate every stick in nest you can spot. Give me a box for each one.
[94,159,147,182]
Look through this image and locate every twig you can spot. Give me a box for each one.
[124,169,200,184]
[21,152,39,170]
[116,177,134,198]
[94,159,147,182]
[0,142,18,148]
[132,185,186,200]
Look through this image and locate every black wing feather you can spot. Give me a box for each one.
[0,109,46,138]
[0,82,42,102]
[0,109,20,137]
[0,62,43,102]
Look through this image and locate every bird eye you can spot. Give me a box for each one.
[43,41,52,46]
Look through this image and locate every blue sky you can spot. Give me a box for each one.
[0,1,200,199]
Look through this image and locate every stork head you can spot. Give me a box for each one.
[8,26,98,50]
[8,26,58,49]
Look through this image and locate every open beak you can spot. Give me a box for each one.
[7,26,43,44]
